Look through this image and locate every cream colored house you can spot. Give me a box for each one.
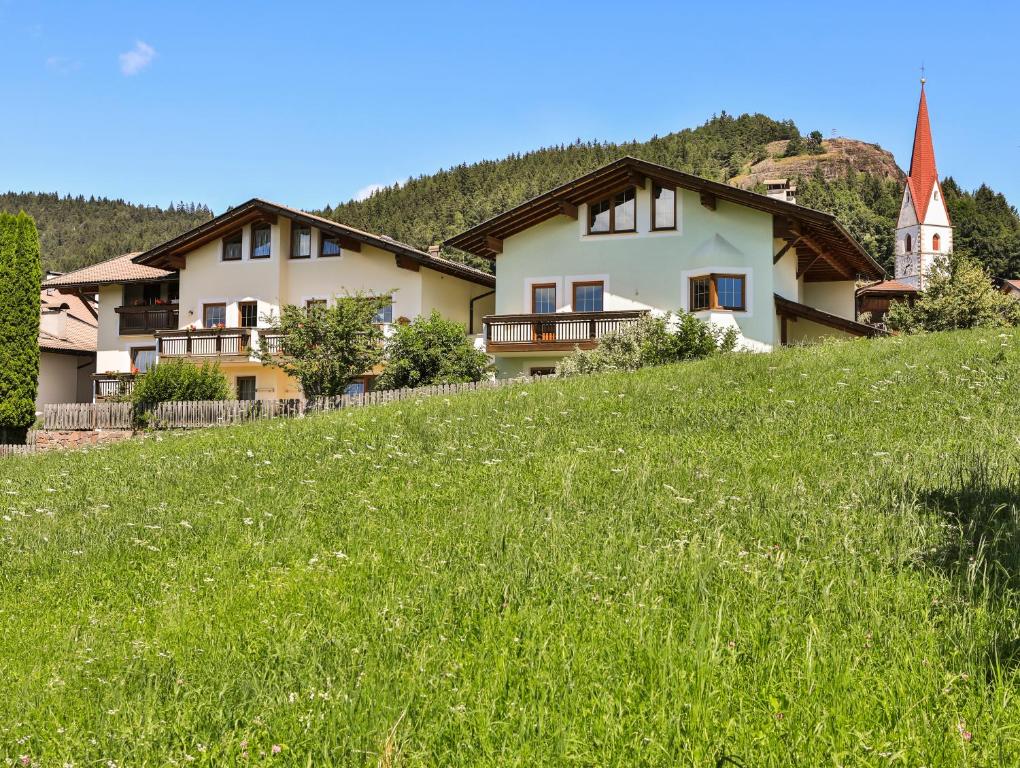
[49,200,495,400]
[36,285,97,408]
[446,157,885,378]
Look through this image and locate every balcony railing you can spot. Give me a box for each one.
[156,328,252,358]
[483,310,647,352]
[116,305,179,334]
[93,373,137,400]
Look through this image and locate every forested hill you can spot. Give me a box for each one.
[323,113,1020,278]
[0,193,212,274]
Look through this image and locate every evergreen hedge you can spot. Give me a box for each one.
[0,212,42,443]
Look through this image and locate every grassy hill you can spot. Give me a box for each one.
[2,329,1019,764]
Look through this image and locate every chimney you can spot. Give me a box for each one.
[764,178,797,205]
[40,307,68,340]
[427,244,441,258]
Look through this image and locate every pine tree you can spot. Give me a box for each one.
[0,212,42,443]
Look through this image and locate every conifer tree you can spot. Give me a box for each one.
[0,212,42,443]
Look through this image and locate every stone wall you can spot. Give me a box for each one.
[35,430,134,451]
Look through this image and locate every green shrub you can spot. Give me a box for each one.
[886,253,1020,333]
[376,311,490,389]
[0,212,42,443]
[557,311,737,377]
[130,360,230,413]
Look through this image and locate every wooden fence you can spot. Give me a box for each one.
[42,402,133,431]
[0,431,37,458]
[42,376,541,431]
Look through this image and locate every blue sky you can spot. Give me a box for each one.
[3,1,1018,213]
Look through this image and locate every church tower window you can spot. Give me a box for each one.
[932,233,941,251]
[905,234,912,253]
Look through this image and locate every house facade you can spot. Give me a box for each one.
[446,157,885,378]
[48,200,494,400]
[36,284,97,407]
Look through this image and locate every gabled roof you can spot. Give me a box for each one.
[857,279,919,296]
[43,252,174,291]
[38,287,98,354]
[444,156,884,281]
[905,82,946,224]
[1002,279,1020,295]
[133,198,495,288]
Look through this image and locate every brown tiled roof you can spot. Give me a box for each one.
[856,279,919,295]
[1002,279,1020,294]
[42,252,174,290]
[38,287,98,354]
[133,199,495,288]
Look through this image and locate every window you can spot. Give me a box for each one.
[372,300,394,324]
[291,224,311,259]
[532,283,556,313]
[305,299,327,310]
[223,230,243,261]
[167,282,180,302]
[345,378,367,396]
[652,184,676,230]
[251,223,271,259]
[689,274,746,312]
[530,367,556,376]
[572,281,604,312]
[690,276,712,311]
[587,187,636,234]
[905,234,912,253]
[320,233,342,257]
[236,376,257,401]
[131,346,157,374]
[203,303,226,328]
[932,233,941,252]
[238,301,258,328]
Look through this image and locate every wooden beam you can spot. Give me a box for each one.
[554,199,578,220]
[394,254,420,272]
[485,235,503,254]
[796,232,852,279]
[773,237,801,264]
[166,255,186,270]
[337,234,361,252]
[627,171,646,189]
[700,192,717,211]
[796,252,824,279]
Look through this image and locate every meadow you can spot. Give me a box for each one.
[1,328,1018,766]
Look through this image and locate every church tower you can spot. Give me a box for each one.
[894,79,953,289]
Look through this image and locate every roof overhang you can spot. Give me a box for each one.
[775,294,887,338]
[444,156,884,282]
[134,199,494,288]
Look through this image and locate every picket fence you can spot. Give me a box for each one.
[42,376,540,431]
[0,431,37,457]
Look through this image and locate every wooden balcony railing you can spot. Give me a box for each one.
[93,373,137,400]
[483,310,647,352]
[116,305,179,334]
[156,328,252,358]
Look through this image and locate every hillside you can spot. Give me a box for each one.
[0,193,212,274]
[729,137,904,188]
[2,329,1019,763]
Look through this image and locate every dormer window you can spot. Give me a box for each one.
[291,223,311,259]
[251,223,272,259]
[222,230,243,261]
[587,187,636,234]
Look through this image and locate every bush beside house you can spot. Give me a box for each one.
[130,360,230,411]
[376,311,490,389]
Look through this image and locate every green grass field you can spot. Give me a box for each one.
[2,329,1019,766]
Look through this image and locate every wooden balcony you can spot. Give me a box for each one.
[116,305,179,334]
[483,310,647,353]
[93,373,137,400]
[156,328,252,358]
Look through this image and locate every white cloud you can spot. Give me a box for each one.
[354,183,386,201]
[119,40,156,76]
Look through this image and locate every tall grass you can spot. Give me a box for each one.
[1,329,1018,765]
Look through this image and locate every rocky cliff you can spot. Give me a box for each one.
[730,138,904,189]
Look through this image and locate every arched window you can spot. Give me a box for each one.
[932,233,941,252]
[905,234,912,253]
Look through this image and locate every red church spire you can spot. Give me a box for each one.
[906,80,940,222]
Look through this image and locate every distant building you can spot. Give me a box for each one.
[858,78,952,322]
[764,179,797,205]
[37,283,97,408]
